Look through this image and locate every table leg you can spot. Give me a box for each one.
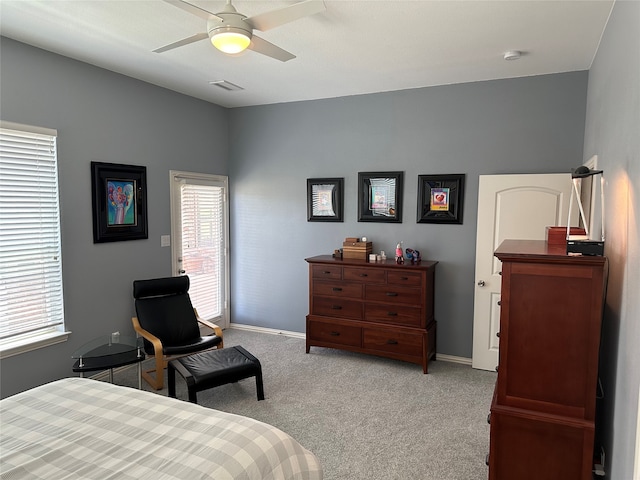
[137,361,142,390]
[109,368,114,383]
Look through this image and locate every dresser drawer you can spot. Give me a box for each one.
[363,328,423,357]
[387,271,423,287]
[312,296,362,320]
[307,318,361,347]
[312,265,342,280]
[343,267,386,283]
[313,281,363,299]
[489,408,594,480]
[365,285,422,305]
[364,304,422,327]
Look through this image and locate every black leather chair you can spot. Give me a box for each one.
[132,276,223,390]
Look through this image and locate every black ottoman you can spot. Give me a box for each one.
[168,346,265,404]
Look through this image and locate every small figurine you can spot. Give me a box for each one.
[395,242,404,264]
[405,248,421,264]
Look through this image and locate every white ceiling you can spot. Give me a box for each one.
[0,0,614,109]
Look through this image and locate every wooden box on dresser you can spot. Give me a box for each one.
[305,255,437,373]
[488,240,607,480]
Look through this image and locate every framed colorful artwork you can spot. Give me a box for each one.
[91,161,148,242]
[358,171,403,223]
[307,178,344,222]
[417,174,465,224]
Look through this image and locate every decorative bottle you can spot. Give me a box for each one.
[395,242,404,264]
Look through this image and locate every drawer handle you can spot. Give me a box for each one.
[332,287,343,292]
[386,339,398,345]
[387,312,398,317]
[359,273,368,277]
[331,305,342,310]
[400,276,409,280]
[330,331,340,336]
[322,271,332,275]
[386,292,398,297]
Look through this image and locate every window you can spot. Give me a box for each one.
[0,121,68,358]
[170,171,229,328]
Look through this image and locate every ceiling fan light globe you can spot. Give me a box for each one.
[211,31,251,54]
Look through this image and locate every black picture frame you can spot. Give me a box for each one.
[358,171,403,223]
[91,161,148,243]
[307,177,344,222]
[417,174,465,224]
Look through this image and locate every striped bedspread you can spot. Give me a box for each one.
[0,377,322,480]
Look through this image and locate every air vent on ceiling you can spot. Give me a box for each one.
[209,80,244,91]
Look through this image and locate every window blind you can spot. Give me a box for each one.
[0,124,65,343]
[180,183,223,320]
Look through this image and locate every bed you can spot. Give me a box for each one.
[0,377,323,480]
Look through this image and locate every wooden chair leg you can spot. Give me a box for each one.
[141,355,167,390]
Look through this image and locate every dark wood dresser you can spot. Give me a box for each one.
[305,255,438,373]
[488,240,607,480]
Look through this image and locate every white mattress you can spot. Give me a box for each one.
[0,377,322,480]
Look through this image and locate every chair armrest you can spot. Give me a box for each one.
[194,309,224,344]
[131,316,164,355]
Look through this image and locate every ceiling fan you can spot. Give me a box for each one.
[154,0,326,62]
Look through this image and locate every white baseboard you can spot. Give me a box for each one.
[229,323,472,366]
[435,353,472,366]
[87,364,137,381]
[229,323,306,339]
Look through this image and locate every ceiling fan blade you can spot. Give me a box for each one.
[153,32,209,53]
[248,35,296,62]
[161,0,222,21]
[246,0,325,32]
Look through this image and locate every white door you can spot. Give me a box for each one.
[170,171,229,329]
[471,174,574,371]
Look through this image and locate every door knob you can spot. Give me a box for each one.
[477,280,486,287]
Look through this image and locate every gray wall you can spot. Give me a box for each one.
[0,38,229,397]
[228,72,588,358]
[583,1,640,478]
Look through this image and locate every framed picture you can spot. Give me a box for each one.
[358,171,403,223]
[417,174,466,224]
[307,178,344,222]
[91,161,148,243]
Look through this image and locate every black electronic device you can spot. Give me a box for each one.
[566,240,605,256]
